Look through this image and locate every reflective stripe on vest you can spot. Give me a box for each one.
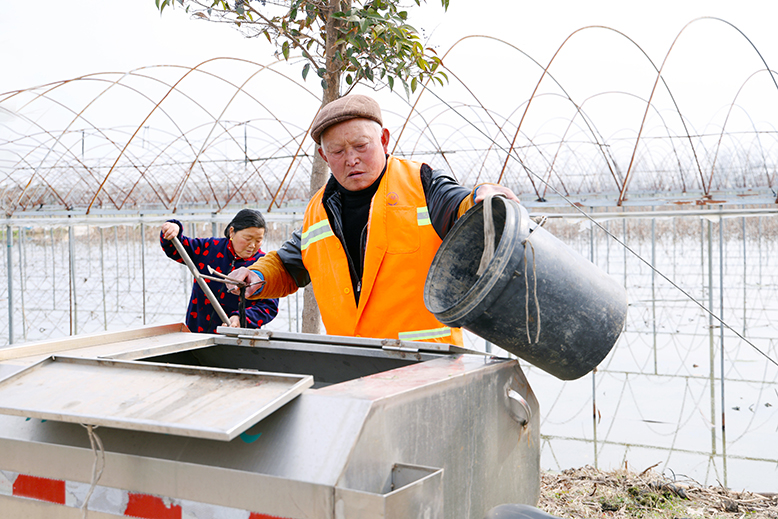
[398,326,451,341]
[417,206,431,226]
[301,219,334,250]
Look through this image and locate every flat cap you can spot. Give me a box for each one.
[311,95,383,144]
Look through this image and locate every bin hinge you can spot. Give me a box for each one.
[381,339,419,353]
[236,330,272,341]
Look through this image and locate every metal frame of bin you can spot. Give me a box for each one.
[0,323,540,518]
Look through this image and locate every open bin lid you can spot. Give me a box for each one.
[0,356,313,441]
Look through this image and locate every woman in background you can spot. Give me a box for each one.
[160,208,278,333]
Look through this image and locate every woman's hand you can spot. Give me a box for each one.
[228,315,241,328]
[161,222,180,241]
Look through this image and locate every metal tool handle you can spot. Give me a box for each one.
[238,285,246,328]
[170,236,231,327]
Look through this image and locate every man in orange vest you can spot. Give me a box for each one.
[229,94,520,346]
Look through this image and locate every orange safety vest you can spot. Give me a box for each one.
[300,156,463,345]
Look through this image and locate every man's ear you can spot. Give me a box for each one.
[380,128,390,153]
[317,145,329,163]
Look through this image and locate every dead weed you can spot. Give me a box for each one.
[539,465,778,519]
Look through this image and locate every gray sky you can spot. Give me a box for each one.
[4,1,777,96]
[3,1,777,158]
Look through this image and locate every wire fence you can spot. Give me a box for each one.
[1,204,777,491]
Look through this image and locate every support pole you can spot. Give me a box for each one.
[50,228,56,309]
[140,220,146,325]
[18,227,27,341]
[719,212,728,486]
[706,217,716,455]
[742,215,747,336]
[651,214,657,374]
[69,223,78,336]
[100,227,108,330]
[589,208,598,469]
[6,225,13,345]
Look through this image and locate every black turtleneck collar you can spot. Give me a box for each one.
[325,156,388,293]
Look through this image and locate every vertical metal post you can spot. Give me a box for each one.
[605,220,610,272]
[673,217,677,279]
[288,295,293,332]
[51,228,56,309]
[589,209,597,469]
[651,214,657,374]
[758,217,762,282]
[622,218,627,332]
[622,218,627,288]
[295,289,300,333]
[6,225,14,345]
[592,369,598,469]
[141,220,147,325]
[719,212,727,486]
[114,227,120,311]
[86,225,92,277]
[211,213,218,239]
[69,223,78,336]
[100,227,108,330]
[742,215,747,336]
[130,223,136,289]
[706,217,716,455]
[589,208,595,265]
[18,227,27,341]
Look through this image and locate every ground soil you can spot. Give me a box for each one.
[538,466,778,519]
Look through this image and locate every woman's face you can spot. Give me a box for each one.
[229,226,265,259]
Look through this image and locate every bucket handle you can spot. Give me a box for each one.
[476,192,509,277]
[476,193,541,344]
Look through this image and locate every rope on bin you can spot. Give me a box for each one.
[80,423,105,518]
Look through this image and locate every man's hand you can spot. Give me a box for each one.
[474,184,521,205]
[227,267,264,298]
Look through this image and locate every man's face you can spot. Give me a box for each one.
[318,118,390,192]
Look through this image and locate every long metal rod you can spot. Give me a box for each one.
[141,221,146,325]
[1,205,775,231]
[69,223,78,336]
[6,225,13,345]
[742,215,747,336]
[706,217,716,455]
[651,215,657,374]
[719,213,728,486]
[18,227,26,341]
[50,228,56,310]
[589,211,598,469]
[100,227,107,330]
[170,236,230,326]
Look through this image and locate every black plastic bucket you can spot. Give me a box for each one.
[424,196,627,380]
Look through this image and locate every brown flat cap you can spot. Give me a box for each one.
[311,94,383,144]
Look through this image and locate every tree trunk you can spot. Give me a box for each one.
[301,0,349,334]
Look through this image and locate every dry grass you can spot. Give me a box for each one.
[539,466,778,519]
